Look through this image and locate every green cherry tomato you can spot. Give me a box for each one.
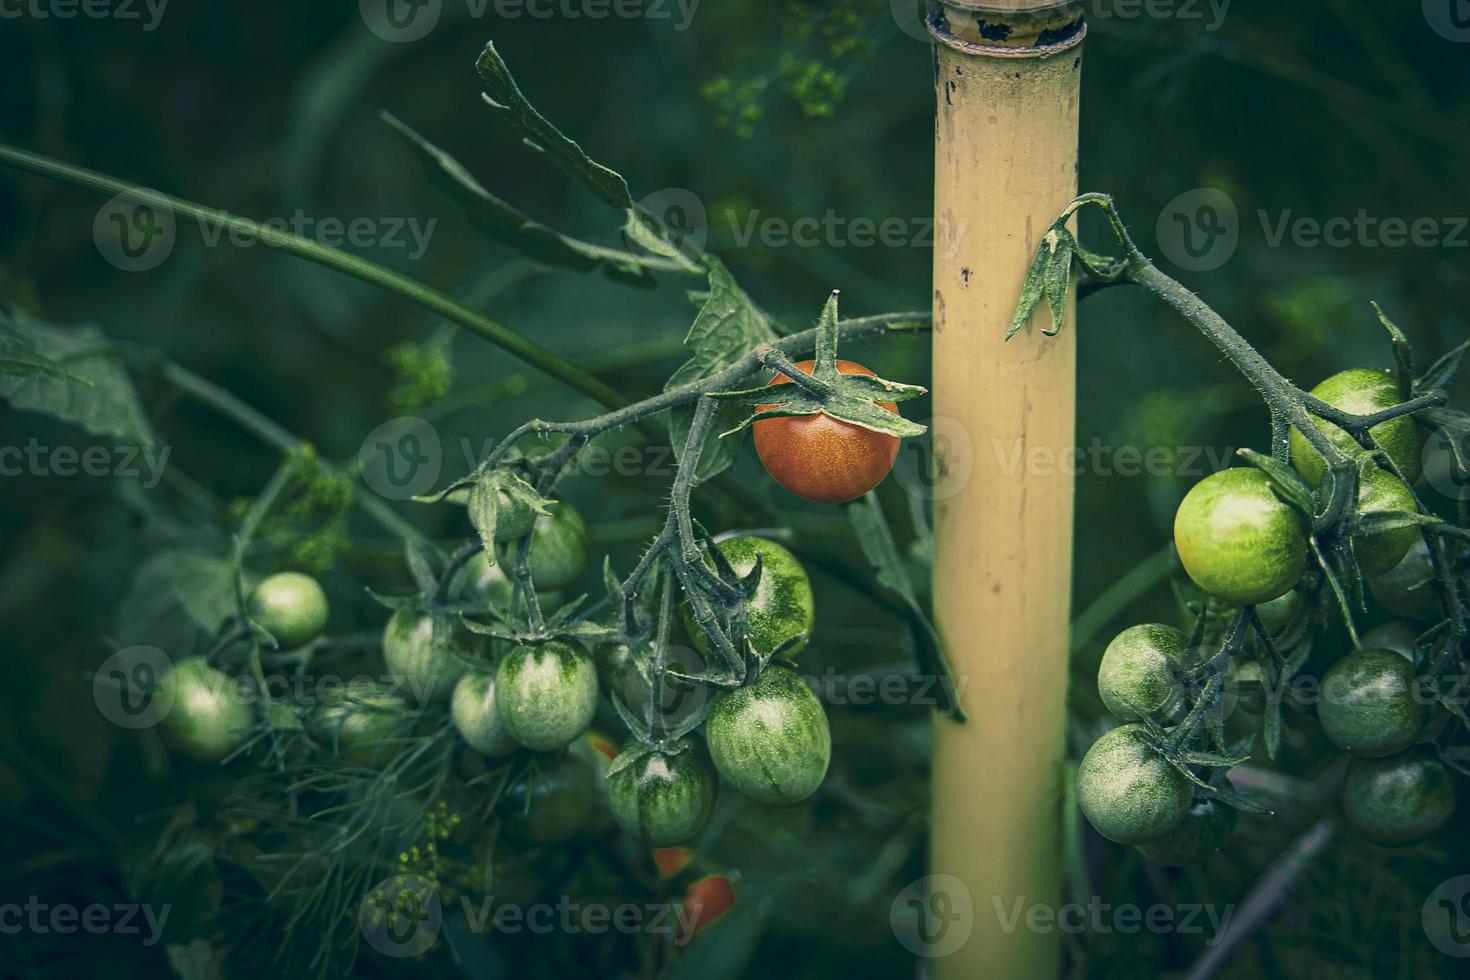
[1341,750,1455,846]
[382,610,470,705]
[1137,798,1237,866]
[496,503,590,590]
[1352,467,1420,578]
[706,666,830,805]
[1174,468,1308,606]
[1369,538,1441,621]
[451,671,518,757]
[158,657,255,763]
[501,753,598,844]
[459,552,563,611]
[1318,649,1423,757]
[247,572,328,650]
[686,536,815,660]
[310,680,409,766]
[1289,369,1425,486]
[1097,624,1186,722]
[495,641,599,751]
[1076,724,1192,845]
[607,737,718,847]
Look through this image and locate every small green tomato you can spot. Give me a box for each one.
[606,738,718,847]
[1097,624,1185,722]
[1076,724,1191,846]
[158,657,255,763]
[495,641,599,751]
[248,572,328,650]
[451,671,518,757]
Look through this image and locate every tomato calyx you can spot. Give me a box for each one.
[709,292,927,441]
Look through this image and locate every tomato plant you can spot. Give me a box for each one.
[4,17,1468,980]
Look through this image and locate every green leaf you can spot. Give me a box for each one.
[811,291,840,377]
[846,493,964,721]
[1042,234,1075,336]
[622,208,703,274]
[171,552,248,635]
[0,334,94,385]
[404,540,438,594]
[1006,234,1051,340]
[1203,781,1271,815]
[475,42,633,210]
[715,291,928,441]
[0,306,154,445]
[382,113,669,287]
[665,262,777,483]
[1371,302,1415,400]
[1417,340,1470,395]
[1236,449,1316,518]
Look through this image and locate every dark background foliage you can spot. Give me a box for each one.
[1,2,1467,977]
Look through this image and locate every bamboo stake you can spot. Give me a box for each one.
[929,3,1085,977]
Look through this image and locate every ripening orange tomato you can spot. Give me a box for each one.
[753,359,900,503]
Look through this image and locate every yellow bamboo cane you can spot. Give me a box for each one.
[929,2,1085,977]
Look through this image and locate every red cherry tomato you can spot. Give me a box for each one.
[677,874,737,945]
[753,359,901,503]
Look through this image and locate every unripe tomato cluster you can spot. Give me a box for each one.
[1079,367,1460,856]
